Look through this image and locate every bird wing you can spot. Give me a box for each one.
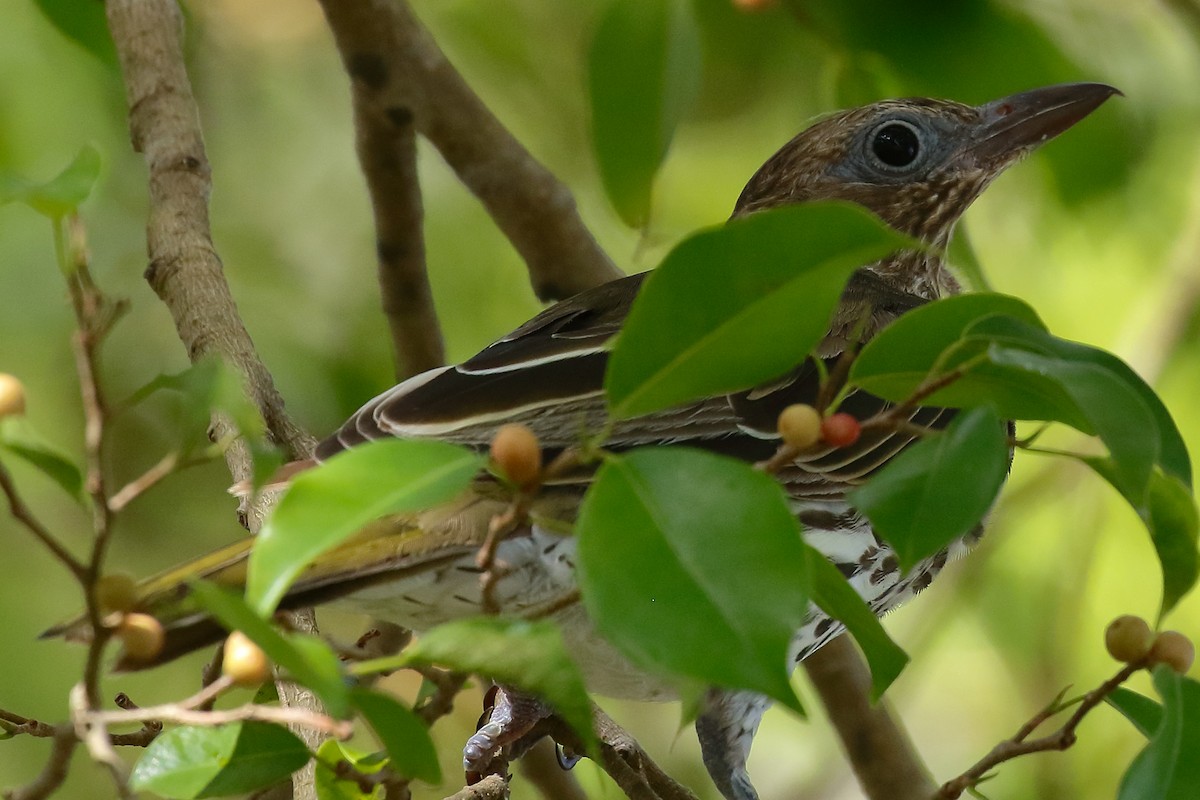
[316,270,952,498]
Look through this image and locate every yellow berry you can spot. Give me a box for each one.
[222,631,272,687]
[777,404,822,450]
[117,613,165,664]
[95,573,139,615]
[0,374,26,418]
[1149,631,1195,674]
[490,423,542,488]
[1104,615,1155,664]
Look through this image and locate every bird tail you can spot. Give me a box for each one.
[39,497,495,669]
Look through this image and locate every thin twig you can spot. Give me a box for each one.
[936,661,1144,798]
[79,676,353,740]
[107,450,180,512]
[2,725,78,800]
[349,70,444,379]
[0,461,87,581]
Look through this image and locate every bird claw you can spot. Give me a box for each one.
[555,742,582,770]
[463,685,552,779]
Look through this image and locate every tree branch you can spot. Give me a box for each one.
[316,0,622,302]
[351,83,444,379]
[803,637,937,800]
[105,4,324,798]
[105,0,314,468]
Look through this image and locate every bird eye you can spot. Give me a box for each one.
[869,121,922,169]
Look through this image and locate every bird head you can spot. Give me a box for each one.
[733,82,1120,297]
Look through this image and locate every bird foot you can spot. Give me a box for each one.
[464,685,553,782]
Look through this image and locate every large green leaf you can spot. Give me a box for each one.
[247,439,484,615]
[988,345,1156,503]
[349,689,441,784]
[851,293,1044,381]
[130,722,309,799]
[606,202,911,418]
[189,581,350,719]
[364,617,596,755]
[854,303,1188,493]
[1085,461,1199,619]
[589,0,700,227]
[849,407,1009,572]
[972,315,1191,488]
[1118,668,1200,800]
[807,550,908,700]
[575,448,809,712]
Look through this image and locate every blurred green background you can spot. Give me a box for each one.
[1,0,1198,798]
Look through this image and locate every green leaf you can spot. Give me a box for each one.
[31,0,119,69]
[589,0,701,227]
[854,302,1188,494]
[315,740,386,800]
[0,416,84,503]
[0,145,102,219]
[606,202,911,418]
[130,722,309,799]
[1109,687,1165,739]
[576,448,808,712]
[374,617,596,756]
[988,344,1157,502]
[189,581,351,719]
[849,407,1009,572]
[349,689,441,784]
[851,293,1045,383]
[1085,461,1199,619]
[247,439,484,615]
[1118,668,1200,800]
[807,550,908,700]
[972,315,1191,488]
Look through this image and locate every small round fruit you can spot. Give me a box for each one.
[490,423,542,488]
[1104,615,1155,664]
[777,404,822,450]
[1149,630,1195,674]
[223,631,272,687]
[821,413,862,448]
[95,573,139,615]
[0,373,26,418]
[117,613,165,664]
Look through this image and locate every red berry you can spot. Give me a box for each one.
[821,413,861,448]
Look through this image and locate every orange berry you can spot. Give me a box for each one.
[95,573,139,615]
[490,424,542,488]
[821,413,861,448]
[1148,631,1195,674]
[222,631,272,687]
[777,404,822,450]
[117,613,165,664]
[1104,615,1155,664]
[0,373,26,418]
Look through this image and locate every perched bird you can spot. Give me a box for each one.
[51,83,1117,799]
